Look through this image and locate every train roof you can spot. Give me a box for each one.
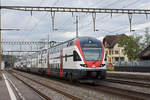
[48,36,100,49]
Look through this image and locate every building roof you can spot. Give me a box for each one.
[139,45,150,60]
[103,34,127,48]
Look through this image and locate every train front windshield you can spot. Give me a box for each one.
[82,48,102,61]
[79,37,103,61]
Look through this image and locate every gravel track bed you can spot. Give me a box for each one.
[107,77,150,84]
[107,71,150,81]
[12,71,71,100]
[15,70,133,100]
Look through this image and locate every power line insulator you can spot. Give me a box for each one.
[145,14,148,20]
[30,11,33,16]
[128,13,133,32]
[51,12,55,32]
[92,13,96,32]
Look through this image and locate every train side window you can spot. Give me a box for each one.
[65,54,67,62]
[73,51,81,61]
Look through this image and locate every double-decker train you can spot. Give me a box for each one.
[14,36,106,82]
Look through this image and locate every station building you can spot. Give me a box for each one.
[103,34,129,63]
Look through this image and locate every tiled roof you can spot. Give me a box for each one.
[103,34,127,48]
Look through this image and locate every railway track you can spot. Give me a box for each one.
[94,83,150,100]
[8,71,81,100]
[14,70,150,100]
[105,78,150,88]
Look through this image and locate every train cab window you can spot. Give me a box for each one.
[67,41,74,47]
[73,51,81,61]
[69,41,74,46]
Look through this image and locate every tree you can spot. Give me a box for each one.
[117,28,150,61]
[141,28,150,49]
[117,35,141,60]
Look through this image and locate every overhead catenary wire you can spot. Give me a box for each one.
[54,0,139,33]
[79,0,142,33]
[20,0,61,41]
[21,0,46,41]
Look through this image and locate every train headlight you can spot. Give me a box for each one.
[100,64,105,67]
[80,64,87,67]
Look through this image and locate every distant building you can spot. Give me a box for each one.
[139,45,150,60]
[103,34,129,63]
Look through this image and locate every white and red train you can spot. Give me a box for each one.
[14,37,107,82]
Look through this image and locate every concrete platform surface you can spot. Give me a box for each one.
[0,75,11,100]
[0,71,43,100]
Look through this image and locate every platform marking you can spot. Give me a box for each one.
[2,73,17,100]
[5,74,26,100]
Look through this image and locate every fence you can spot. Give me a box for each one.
[115,60,150,67]
[114,60,150,72]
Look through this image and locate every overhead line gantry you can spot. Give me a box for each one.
[3,50,38,52]
[1,6,150,33]
[1,41,57,45]
[1,6,150,14]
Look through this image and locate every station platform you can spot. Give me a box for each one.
[0,74,11,100]
[107,71,150,80]
[0,71,43,100]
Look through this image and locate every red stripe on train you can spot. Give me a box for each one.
[100,41,105,64]
[75,40,86,64]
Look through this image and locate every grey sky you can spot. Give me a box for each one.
[1,0,150,42]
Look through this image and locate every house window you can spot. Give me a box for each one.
[112,50,114,55]
[115,57,119,61]
[115,50,119,54]
[109,57,111,62]
[106,51,108,55]
[120,57,124,61]
[109,50,111,55]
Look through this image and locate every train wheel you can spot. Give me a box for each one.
[91,82,96,86]
[65,73,69,81]
[101,75,106,79]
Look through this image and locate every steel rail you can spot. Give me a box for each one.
[12,71,82,100]
[105,78,150,88]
